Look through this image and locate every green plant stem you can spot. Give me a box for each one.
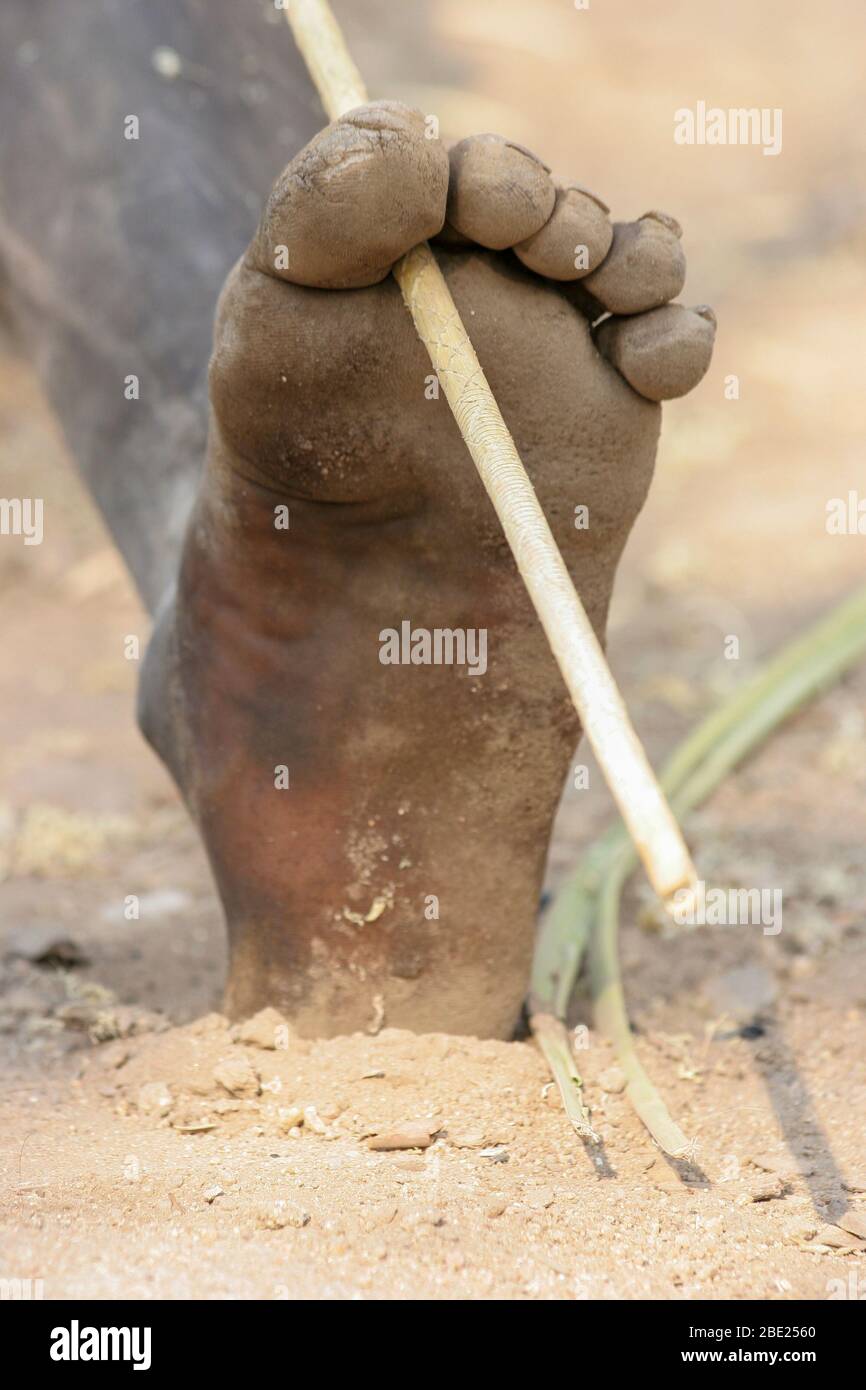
[532,1012,599,1143]
[531,584,866,1151]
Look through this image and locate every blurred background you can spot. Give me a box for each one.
[2,0,865,1025]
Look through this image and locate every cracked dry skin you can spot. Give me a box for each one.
[138,102,716,1038]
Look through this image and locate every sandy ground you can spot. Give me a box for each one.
[2,0,866,1299]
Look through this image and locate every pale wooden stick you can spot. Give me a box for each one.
[284,0,366,119]
[283,0,697,905]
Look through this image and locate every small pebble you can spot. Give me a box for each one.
[745,1178,786,1203]
[136,1081,173,1117]
[236,1006,290,1050]
[368,1122,436,1151]
[277,1105,304,1134]
[525,1186,556,1211]
[448,1129,487,1149]
[302,1105,330,1135]
[258,1199,310,1230]
[212,1056,261,1098]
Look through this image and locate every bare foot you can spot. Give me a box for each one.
[139,103,715,1038]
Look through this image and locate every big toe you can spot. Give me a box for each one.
[594,303,717,401]
[249,101,448,288]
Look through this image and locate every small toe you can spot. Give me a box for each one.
[582,211,686,315]
[514,180,612,280]
[594,303,716,401]
[446,134,556,250]
[249,101,448,289]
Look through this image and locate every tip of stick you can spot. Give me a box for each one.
[660,874,700,928]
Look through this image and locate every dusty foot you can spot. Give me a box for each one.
[139,102,715,1038]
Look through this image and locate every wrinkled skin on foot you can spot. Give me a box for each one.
[139,102,715,1038]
